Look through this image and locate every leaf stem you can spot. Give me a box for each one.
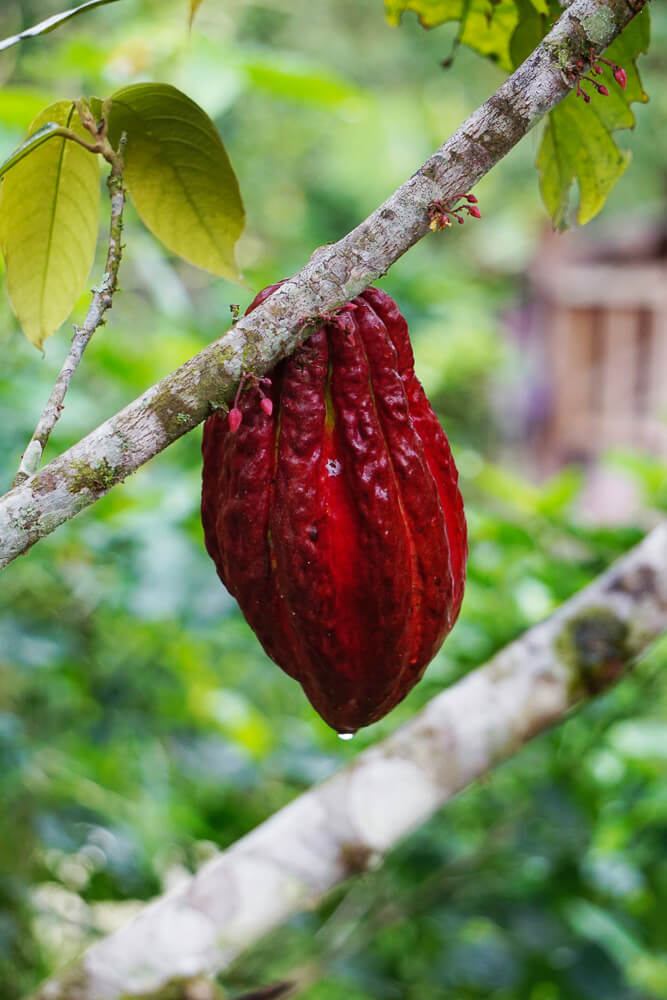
[12,135,127,487]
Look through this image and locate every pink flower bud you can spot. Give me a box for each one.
[468,205,482,219]
[456,215,465,224]
[466,193,478,203]
[614,67,627,89]
[228,407,243,433]
[598,84,609,96]
[261,397,273,417]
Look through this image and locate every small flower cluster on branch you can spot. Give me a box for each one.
[228,373,273,432]
[567,49,627,103]
[428,193,481,231]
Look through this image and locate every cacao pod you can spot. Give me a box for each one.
[202,285,467,734]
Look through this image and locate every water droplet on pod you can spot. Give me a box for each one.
[337,732,355,741]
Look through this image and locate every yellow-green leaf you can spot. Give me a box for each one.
[528,0,548,14]
[107,84,244,281]
[539,95,631,227]
[0,102,100,349]
[385,0,518,70]
[537,7,650,226]
[510,0,551,68]
[0,122,73,180]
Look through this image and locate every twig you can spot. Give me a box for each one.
[12,117,127,488]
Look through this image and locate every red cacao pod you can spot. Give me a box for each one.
[202,285,467,733]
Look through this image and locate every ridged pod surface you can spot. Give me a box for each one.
[202,285,467,733]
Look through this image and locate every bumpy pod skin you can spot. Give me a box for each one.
[202,285,467,733]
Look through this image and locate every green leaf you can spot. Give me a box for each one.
[189,0,207,27]
[0,88,59,130]
[603,5,650,107]
[537,8,650,226]
[89,96,105,123]
[0,0,122,52]
[535,467,583,516]
[242,52,365,109]
[509,0,551,68]
[0,102,101,349]
[107,84,245,281]
[538,95,631,227]
[385,0,519,70]
[608,720,667,762]
[567,900,643,964]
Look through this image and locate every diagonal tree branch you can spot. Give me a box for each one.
[0,0,647,570]
[32,522,667,1000]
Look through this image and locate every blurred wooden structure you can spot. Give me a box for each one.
[530,223,667,468]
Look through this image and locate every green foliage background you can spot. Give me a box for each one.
[0,1,665,997]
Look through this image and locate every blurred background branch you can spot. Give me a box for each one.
[33,523,666,1000]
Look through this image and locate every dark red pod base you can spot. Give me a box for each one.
[202,285,467,733]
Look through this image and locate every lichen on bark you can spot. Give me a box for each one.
[68,457,119,494]
[556,607,631,695]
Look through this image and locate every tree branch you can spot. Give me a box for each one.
[0,0,647,569]
[32,522,667,1000]
[13,135,126,487]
